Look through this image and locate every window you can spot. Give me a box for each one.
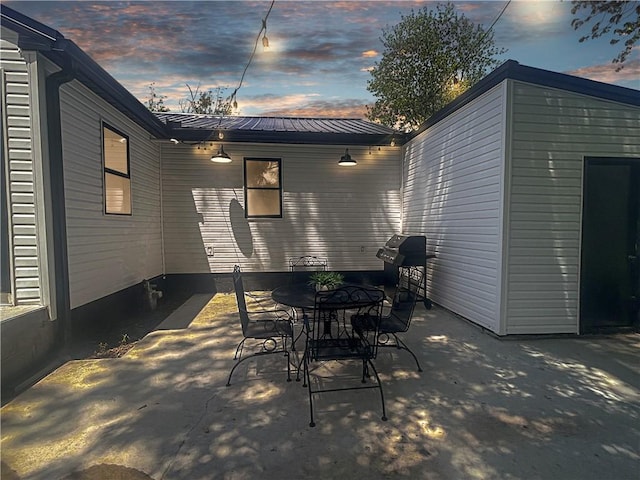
[103,123,131,215]
[244,158,282,218]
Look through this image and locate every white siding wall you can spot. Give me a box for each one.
[60,81,163,309]
[505,81,640,334]
[1,37,41,305]
[161,143,401,273]
[402,84,507,332]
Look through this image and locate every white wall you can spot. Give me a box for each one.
[60,81,163,309]
[161,142,402,274]
[504,80,640,334]
[402,84,507,333]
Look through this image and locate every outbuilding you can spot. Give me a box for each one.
[402,60,639,335]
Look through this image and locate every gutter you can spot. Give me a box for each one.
[47,40,168,138]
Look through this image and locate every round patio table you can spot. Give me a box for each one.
[272,283,385,380]
[271,283,317,311]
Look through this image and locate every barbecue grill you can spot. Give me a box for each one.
[376,234,435,308]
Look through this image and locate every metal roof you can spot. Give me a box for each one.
[155,113,402,145]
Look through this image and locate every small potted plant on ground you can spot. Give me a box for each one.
[309,271,344,291]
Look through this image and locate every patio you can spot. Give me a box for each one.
[1,292,638,480]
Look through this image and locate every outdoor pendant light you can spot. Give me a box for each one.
[211,144,232,163]
[338,148,356,166]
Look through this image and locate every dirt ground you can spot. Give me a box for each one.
[67,292,192,360]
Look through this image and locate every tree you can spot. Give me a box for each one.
[366,2,506,131]
[571,1,640,71]
[179,84,233,115]
[146,82,170,112]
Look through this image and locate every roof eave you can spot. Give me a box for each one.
[409,59,640,140]
[167,128,405,146]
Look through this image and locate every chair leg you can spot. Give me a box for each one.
[234,338,247,360]
[366,358,387,422]
[304,354,315,427]
[227,341,293,386]
[392,333,423,372]
[295,348,305,382]
[226,355,253,386]
[285,350,291,382]
[289,320,296,352]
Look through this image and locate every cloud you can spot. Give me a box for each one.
[566,59,640,87]
[237,92,322,112]
[483,0,571,45]
[261,98,370,119]
[216,91,369,118]
[10,0,633,120]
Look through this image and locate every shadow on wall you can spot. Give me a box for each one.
[229,198,253,257]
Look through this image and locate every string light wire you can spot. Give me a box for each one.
[228,0,275,109]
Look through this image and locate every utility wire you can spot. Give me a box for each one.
[478,0,511,50]
[450,0,511,84]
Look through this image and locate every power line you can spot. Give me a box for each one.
[480,0,511,48]
[452,0,511,83]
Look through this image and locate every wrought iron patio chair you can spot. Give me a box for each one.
[289,255,327,281]
[285,255,328,320]
[226,266,295,386]
[352,266,424,372]
[303,285,387,427]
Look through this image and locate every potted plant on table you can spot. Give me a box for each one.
[308,271,344,291]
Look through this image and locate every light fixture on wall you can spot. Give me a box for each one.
[338,148,356,166]
[211,144,232,163]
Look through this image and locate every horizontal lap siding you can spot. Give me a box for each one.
[60,82,162,309]
[161,143,401,273]
[1,39,41,304]
[403,84,506,332]
[505,81,640,334]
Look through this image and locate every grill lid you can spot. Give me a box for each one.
[376,234,427,266]
[376,248,405,265]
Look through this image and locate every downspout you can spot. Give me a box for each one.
[159,144,166,280]
[45,66,74,348]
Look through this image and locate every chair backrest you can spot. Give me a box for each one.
[289,256,328,284]
[386,267,424,333]
[309,285,384,360]
[232,265,250,334]
[289,255,328,271]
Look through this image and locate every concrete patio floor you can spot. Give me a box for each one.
[1,293,638,480]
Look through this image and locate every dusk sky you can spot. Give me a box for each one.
[7,0,639,117]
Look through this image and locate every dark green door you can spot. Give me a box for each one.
[580,158,639,332]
